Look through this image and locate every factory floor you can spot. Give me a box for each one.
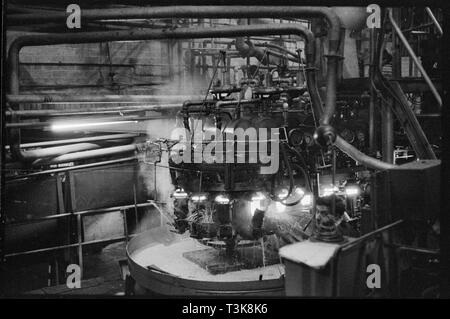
[7,242,128,296]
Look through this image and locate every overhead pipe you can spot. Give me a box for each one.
[12,137,135,162]
[254,42,300,60]
[19,143,105,161]
[6,115,172,129]
[31,143,142,166]
[8,25,318,95]
[235,38,275,66]
[4,105,181,117]
[6,94,202,104]
[6,6,342,47]
[235,38,300,65]
[235,19,300,66]
[4,133,138,149]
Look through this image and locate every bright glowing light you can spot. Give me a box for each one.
[300,194,313,207]
[191,194,207,202]
[275,201,286,212]
[345,186,361,197]
[295,187,305,198]
[277,188,289,199]
[251,192,266,201]
[215,194,230,205]
[250,192,266,215]
[172,188,188,199]
[321,185,339,197]
[51,120,138,131]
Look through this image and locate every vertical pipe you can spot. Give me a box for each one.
[381,103,394,163]
[168,40,174,81]
[381,8,398,163]
[0,0,5,266]
[246,18,251,75]
[76,214,83,280]
[122,209,129,243]
[331,147,336,216]
[369,28,377,154]
[226,43,232,86]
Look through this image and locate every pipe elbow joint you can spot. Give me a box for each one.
[314,125,337,148]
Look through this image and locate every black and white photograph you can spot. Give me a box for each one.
[0,0,448,303]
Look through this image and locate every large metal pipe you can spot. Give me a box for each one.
[6,95,201,104]
[31,143,141,166]
[235,38,299,65]
[5,105,181,117]
[14,139,134,162]
[6,6,342,48]
[321,55,339,125]
[334,136,396,170]
[368,28,377,154]
[8,25,316,95]
[381,104,394,163]
[5,133,138,149]
[19,143,103,161]
[254,42,300,60]
[304,50,395,170]
[235,37,270,65]
[6,115,171,129]
[235,18,283,66]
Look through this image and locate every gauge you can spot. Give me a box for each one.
[341,128,355,143]
[302,132,315,147]
[288,129,303,146]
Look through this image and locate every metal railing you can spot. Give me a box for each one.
[3,200,168,281]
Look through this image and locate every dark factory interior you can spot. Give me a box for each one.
[0,2,447,298]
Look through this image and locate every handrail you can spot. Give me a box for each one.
[388,9,442,108]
